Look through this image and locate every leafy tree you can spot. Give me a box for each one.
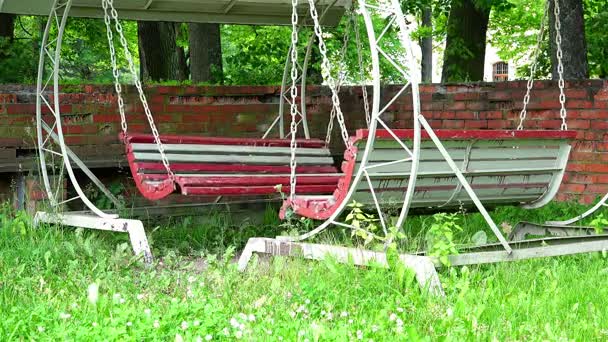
[442,0,512,82]
[189,23,223,84]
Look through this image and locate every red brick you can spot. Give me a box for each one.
[569,100,594,109]
[455,112,476,119]
[464,120,488,129]
[586,184,608,194]
[7,104,36,115]
[443,120,465,129]
[567,120,591,129]
[561,183,586,193]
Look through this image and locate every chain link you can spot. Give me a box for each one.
[517,0,549,130]
[102,0,175,181]
[354,9,370,127]
[518,0,568,131]
[288,0,300,202]
[325,11,352,144]
[101,0,127,135]
[553,0,568,130]
[308,0,351,149]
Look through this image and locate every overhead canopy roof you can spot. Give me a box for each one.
[0,0,350,26]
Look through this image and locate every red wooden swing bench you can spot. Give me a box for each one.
[122,129,575,213]
[122,133,342,201]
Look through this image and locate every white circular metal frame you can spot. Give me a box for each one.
[36,0,117,219]
[282,0,422,242]
[284,0,512,255]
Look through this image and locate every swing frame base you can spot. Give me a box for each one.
[238,234,608,296]
[34,211,153,264]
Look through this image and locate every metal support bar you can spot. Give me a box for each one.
[238,237,444,296]
[34,211,152,263]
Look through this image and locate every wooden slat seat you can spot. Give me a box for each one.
[122,133,341,200]
[283,129,576,220]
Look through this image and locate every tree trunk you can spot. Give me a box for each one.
[137,21,188,82]
[420,6,433,83]
[0,14,15,41]
[441,0,490,82]
[188,23,223,84]
[548,0,588,79]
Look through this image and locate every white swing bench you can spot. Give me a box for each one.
[283,129,576,220]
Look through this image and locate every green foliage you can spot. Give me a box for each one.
[425,213,462,267]
[221,25,291,85]
[584,0,608,78]
[4,201,608,340]
[590,213,608,234]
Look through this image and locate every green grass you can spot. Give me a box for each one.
[2,202,608,340]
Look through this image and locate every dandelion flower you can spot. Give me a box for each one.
[153,320,160,329]
[92,322,98,327]
[248,314,255,322]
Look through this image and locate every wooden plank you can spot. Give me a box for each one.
[353,174,554,191]
[355,158,560,174]
[130,143,332,156]
[133,152,334,165]
[125,133,327,148]
[180,184,337,196]
[170,175,342,186]
[358,146,561,162]
[135,161,338,174]
[355,129,578,141]
[361,138,566,150]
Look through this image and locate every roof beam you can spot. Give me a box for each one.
[223,0,238,14]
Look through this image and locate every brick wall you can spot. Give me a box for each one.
[1,80,607,205]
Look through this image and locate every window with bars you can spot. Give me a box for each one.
[493,62,509,81]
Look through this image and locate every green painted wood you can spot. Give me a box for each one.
[360,139,567,150]
[358,146,561,163]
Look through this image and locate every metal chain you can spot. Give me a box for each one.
[104,0,175,180]
[325,11,352,144]
[354,9,370,127]
[308,0,351,149]
[101,0,127,135]
[553,0,568,130]
[288,0,300,202]
[517,0,549,130]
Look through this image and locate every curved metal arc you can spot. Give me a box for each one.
[36,0,60,207]
[282,0,384,242]
[38,0,117,220]
[390,0,421,229]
